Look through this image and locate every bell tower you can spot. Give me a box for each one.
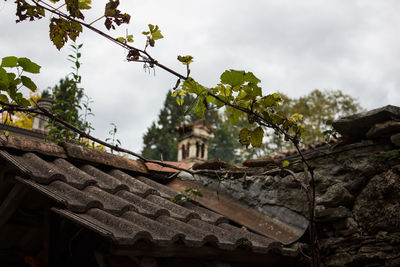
[175,119,211,165]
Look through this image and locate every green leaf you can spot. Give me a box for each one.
[261,93,283,108]
[17,57,41,73]
[182,78,205,95]
[79,0,92,9]
[177,55,193,65]
[227,106,241,124]
[184,96,201,115]
[176,98,184,106]
[1,56,18,68]
[220,69,245,87]
[126,34,134,43]
[19,98,31,107]
[250,126,264,147]
[193,97,207,116]
[21,76,37,91]
[151,30,163,40]
[0,67,9,90]
[149,24,155,32]
[0,93,9,103]
[243,71,261,84]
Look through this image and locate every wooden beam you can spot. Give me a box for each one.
[0,182,30,227]
[112,242,298,265]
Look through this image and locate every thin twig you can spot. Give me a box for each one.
[0,100,194,175]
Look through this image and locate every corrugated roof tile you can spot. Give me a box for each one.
[135,175,178,198]
[13,152,65,184]
[156,215,219,247]
[188,218,247,250]
[121,211,183,245]
[182,202,229,225]
[107,169,158,197]
[52,158,96,189]
[80,165,129,193]
[115,190,169,218]
[17,178,103,212]
[1,148,288,255]
[83,186,136,216]
[145,194,200,222]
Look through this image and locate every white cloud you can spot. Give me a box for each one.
[1,0,399,153]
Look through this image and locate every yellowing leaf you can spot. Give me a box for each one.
[282,160,290,167]
[126,34,134,43]
[250,127,264,147]
[176,98,184,106]
[49,18,82,50]
[177,55,194,65]
[239,128,251,146]
[79,0,92,9]
[116,37,125,43]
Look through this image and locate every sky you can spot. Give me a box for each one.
[1,0,400,154]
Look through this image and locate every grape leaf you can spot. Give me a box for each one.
[1,56,18,68]
[17,57,41,73]
[21,75,37,91]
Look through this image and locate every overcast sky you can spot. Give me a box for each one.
[1,0,399,153]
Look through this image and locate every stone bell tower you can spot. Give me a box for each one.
[175,119,211,165]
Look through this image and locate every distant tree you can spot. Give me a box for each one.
[45,43,94,141]
[240,89,363,158]
[142,90,199,161]
[49,77,83,123]
[1,92,41,129]
[208,113,241,163]
[142,90,239,162]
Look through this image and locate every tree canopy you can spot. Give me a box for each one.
[142,90,239,162]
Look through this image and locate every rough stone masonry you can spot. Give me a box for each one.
[180,105,400,267]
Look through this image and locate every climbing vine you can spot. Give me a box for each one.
[1,1,321,266]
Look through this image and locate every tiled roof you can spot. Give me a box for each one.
[0,139,288,255]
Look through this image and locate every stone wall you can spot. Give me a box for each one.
[180,105,400,266]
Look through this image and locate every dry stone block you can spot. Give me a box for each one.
[366,121,400,139]
[353,170,400,233]
[332,105,400,141]
[391,133,400,146]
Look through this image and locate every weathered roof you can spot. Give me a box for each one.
[0,134,291,256]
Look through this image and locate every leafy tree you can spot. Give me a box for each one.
[142,90,200,161]
[208,113,241,163]
[1,92,41,128]
[239,89,362,158]
[142,90,241,162]
[45,43,93,141]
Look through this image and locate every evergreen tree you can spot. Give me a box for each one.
[142,90,199,161]
[142,90,239,162]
